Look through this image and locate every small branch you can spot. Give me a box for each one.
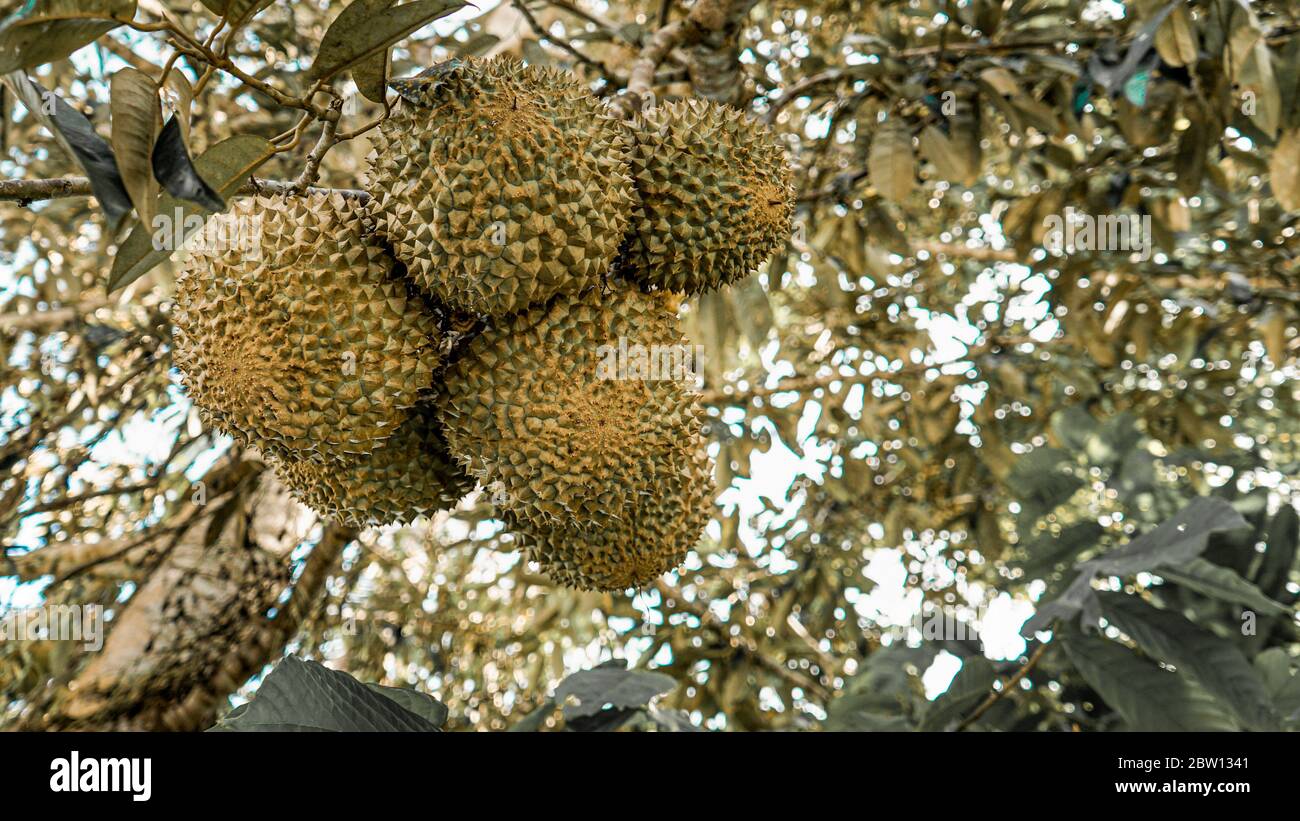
[512,0,617,83]
[796,169,869,203]
[290,113,341,192]
[542,0,624,37]
[657,0,674,27]
[3,533,162,582]
[956,640,1051,731]
[126,18,332,119]
[763,69,850,123]
[18,480,162,518]
[0,295,109,333]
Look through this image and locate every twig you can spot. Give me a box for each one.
[763,69,851,123]
[543,0,624,37]
[796,169,869,203]
[0,295,108,332]
[956,640,1051,730]
[18,480,162,518]
[512,0,617,82]
[290,113,341,192]
[124,18,332,119]
[657,0,674,28]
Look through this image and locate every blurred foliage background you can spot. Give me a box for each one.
[1,0,1299,731]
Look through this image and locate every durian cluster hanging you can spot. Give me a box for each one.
[171,56,794,590]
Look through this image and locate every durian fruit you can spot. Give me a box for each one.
[438,284,705,532]
[273,405,474,527]
[622,98,795,294]
[366,57,636,318]
[506,442,714,591]
[173,192,441,462]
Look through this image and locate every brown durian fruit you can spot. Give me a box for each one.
[622,97,795,294]
[273,405,474,527]
[437,284,706,531]
[504,441,714,591]
[365,57,635,317]
[172,192,441,462]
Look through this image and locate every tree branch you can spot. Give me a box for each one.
[0,176,369,205]
[615,0,735,115]
[512,0,618,83]
[956,639,1051,731]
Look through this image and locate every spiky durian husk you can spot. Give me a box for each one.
[623,98,795,294]
[273,406,474,527]
[506,442,714,591]
[173,192,441,462]
[437,284,706,532]
[365,57,636,318]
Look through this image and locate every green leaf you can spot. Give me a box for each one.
[1021,497,1250,637]
[918,124,977,187]
[107,133,274,292]
[1005,447,1082,523]
[729,276,774,350]
[867,120,914,203]
[918,656,996,731]
[1231,21,1281,139]
[1011,520,1105,577]
[1154,3,1198,67]
[1098,593,1278,730]
[350,0,398,103]
[1254,649,1300,726]
[1156,557,1290,617]
[161,67,193,144]
[824,708,913,731]
[365,683,448,729]
[20,75,132,230]
[1061,631,1239,731]
[507,699,556,732]
[151,115,225,211]
[1270,128,1300,212]
[1090,496,1248,577]
[109,67,160,228]
[1175,98,1210,197]
[197,0,273,26]
[1049,406,1099,452]
[824,644,934,731]
[553,665,676,720]
[1085,411,1142,466]
[4,70,76,165]
[1255,505,1298,600]
[307,0,466,83]
[210,656,441,732]
[353,49,391,104]
[642,706,703,732]
[0,0,135,74]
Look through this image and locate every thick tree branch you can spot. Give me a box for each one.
[616,0,736,115]
[0,176,369,205]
